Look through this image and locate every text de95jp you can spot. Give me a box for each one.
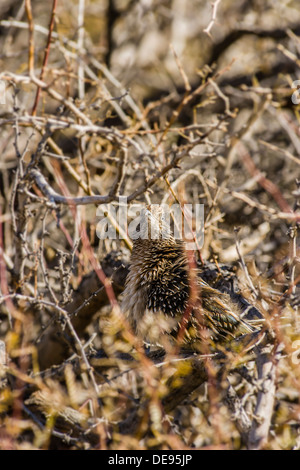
[152,455,192,466]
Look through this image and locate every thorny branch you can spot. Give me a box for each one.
[0,0,299,451]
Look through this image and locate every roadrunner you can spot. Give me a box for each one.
[122,205,258,348]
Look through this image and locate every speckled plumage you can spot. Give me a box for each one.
[122,206,256,346]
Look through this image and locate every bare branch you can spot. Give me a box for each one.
[248,346,278,449]
[204,0,222,38]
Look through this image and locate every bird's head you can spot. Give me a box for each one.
[137,204,173,241]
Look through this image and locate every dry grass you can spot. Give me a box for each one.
[0,0,299,450]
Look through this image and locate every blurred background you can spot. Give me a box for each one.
[0,0,300,450]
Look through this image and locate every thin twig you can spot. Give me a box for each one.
[31,0,58,115]
[24,0,35,76]
[77,0,85,101]
[234,227,259,297]
[237,142,293,214]
[248,346,278,450]
[0,292,99,396]
[204,0,222,38]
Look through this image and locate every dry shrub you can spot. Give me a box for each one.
[0,0,299,450]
